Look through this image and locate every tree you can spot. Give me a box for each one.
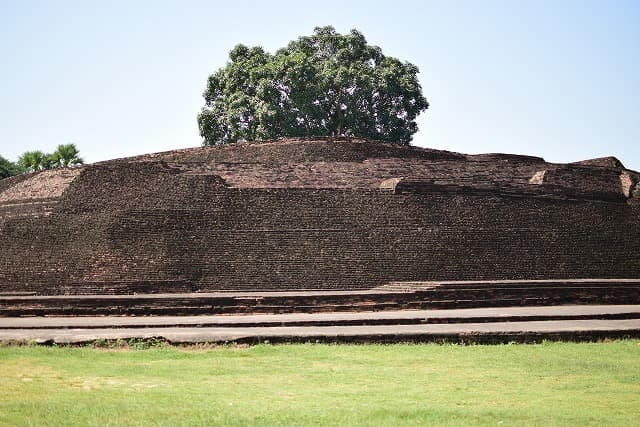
[50,143,83,167]
[17,150,49,172]
[0,156,23,179]
[198,26,429,145]
[17,144,83,173]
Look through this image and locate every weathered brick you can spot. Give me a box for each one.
[0,137,638,296]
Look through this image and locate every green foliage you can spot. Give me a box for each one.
[0,155,24,179]
[17,150,49,172]
[198,26,429,145]
[50,143,84,168]
[16,144,84,173]
[1,342,639,425]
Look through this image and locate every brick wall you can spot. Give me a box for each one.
[1,139,638,295]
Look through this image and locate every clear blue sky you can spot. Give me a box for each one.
[1,1,638,170]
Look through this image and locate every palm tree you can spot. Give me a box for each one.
[17,150,48,172]
[17,144,84,173]
[51,143,83,167]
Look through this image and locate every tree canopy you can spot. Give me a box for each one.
[0,156,23,179]
[198,26,428,146]
[17,150,50,172]
[16,144,83,173]
[49,143,83,168]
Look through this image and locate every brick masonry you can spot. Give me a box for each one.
[1,137,639,295]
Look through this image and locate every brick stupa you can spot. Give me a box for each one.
[1,137,639,296]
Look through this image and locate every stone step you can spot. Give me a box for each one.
[1,305,638,330]
[4,279,640,296]
[2,318,640,345]
[1,280,639,317]
[0,295,636,317]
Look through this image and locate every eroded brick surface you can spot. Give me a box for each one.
[0,138,638,296]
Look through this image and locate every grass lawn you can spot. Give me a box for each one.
[0,340,639,426]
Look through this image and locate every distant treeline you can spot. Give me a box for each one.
[0,143,83,179]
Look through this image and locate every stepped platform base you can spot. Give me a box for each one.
[2,279,640,317]
[1,305,639,345]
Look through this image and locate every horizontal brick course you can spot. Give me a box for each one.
[0,138,638,297]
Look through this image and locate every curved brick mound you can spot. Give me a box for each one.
[1,137,639,296]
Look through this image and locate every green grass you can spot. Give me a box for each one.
[0,341,639,426]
